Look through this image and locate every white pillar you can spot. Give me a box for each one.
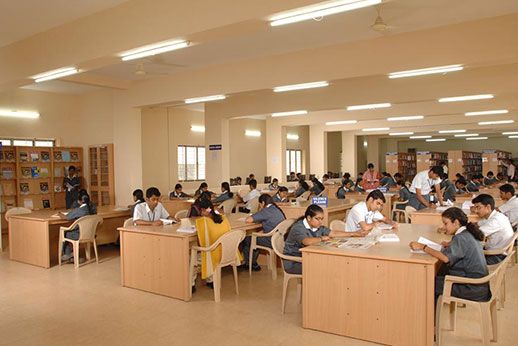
[309,124,326,177]
[266,119,286,182]
[341,131,357,177]
[204,103,230,187]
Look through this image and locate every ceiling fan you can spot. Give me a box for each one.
[371,4,392,33]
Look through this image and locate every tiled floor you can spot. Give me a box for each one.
[0,242,517,346]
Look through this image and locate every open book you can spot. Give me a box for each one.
[411,236,442,254]
[160,218,177,225]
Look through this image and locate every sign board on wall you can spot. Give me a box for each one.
[209,144,222,151]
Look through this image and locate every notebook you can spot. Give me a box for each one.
[411,237,442,253]
[378,233,400,242]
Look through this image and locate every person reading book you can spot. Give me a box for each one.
[63,165,80,209]
[345,190,397,234]
[133,187,171,226]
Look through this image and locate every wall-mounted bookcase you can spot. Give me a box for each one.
[385,152,416,180]
[416,151,448,173]
[89,144,115,206]
[448,150,482,179]
[482,149,512,177]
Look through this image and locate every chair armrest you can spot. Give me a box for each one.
[252,230,274,237]
[276,253,302,263]
[444,274,492,285]
[484,248,506,256]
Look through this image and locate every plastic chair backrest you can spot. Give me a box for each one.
[238,189,248,198]
[76,215,103,241]
[330,219,346,231]
[123,218,134,228]
[504,232,518,255]
[218,230,245,266]
[220,198,237,214]
[491,251,514,295]
[248,197,259,213]
[174,209,189,219]
[271,231,285,261]
[5,207,31,222]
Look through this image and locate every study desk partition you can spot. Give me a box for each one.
[411,207,480,226]
[278,200,354,227]
[118,212,262,302]
[8,206,131,268]
[301,224,450,346]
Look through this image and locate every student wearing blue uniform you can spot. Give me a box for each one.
[72,189,97,214]
[310,177,325,196]
[268,178,279,190]
[443,177,468,202]
[169,183,191,199]
[410,207,491,303]
[294,180,309,197]
[273,186,289,203]
[484,171,498,186]
[283,204,357,275]
[59,191,97,262]
[395,178,411,210]
[213,182,234,203]
[194,182,214,198]
[64,165,81,209]
[239,194,286,271]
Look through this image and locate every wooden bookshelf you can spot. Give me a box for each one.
[51,147,84,209]
[482,149,512,177]
[416,151,448,173]
[385,152,416,180]
[0,146,18,213]
[89,144,115,206]
[448,150,482,179]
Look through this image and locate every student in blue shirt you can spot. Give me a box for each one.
[273,186,289,203]
[194,182,215,198]
[72,189,97,214]
[239,194,286,271]
[310,177,325,196]
[336,179,354,199]
[213,182,234,203]
[59,191,97,262]
[294,180,309,197]
[268,178,279,191]
[169,183,191,199]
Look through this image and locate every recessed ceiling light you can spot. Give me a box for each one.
[245,130,261,137]
[33,67,79,83]
[466,137,488,140]
[503,132,518,135]
[426,138,446,142]
[389,132,414,136]
[273,81,329,92]
[0,109,40,119]
[509,136,518,139]
[287,133,299,140]
[478,120,514,125]
[386,115,423,121]
[438,129,466,134]
[120,40,190,61]
[271,110,308,117]
[388,64,463,79]
[409,135,432,139]
[347,103,391,111]
[190,125,205,133]
[269,0,382,27]
[465,109,508,116]
[325,120,358,125]
[438,94,494,102]
[184,95,226,104]
[362,127,390,132]
[454,133,478,137]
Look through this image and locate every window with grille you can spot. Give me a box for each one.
[286,149,302,175]
[0,138,54,147]
[177,145,206,181]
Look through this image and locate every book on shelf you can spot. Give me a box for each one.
[41,151,50,162]
[5,151,15,162]
[54,151,62,161]
[61,150,71,162]
[19,183,29,194]
[42,199,51,209]
[31,167,40,178]
[40,167,49,178]
[23,198,33,210]
[70,151,79,161]
[54,167,63,177]
[1,167,14,179]
[40,182,49,193]
[0,198,16,212]
[30,152,39,162]
[21,167,31,178]
[19,151,28,162]
[54,185,62,193]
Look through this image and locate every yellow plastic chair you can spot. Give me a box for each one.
[58,215,103,269]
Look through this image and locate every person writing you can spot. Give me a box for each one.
[345,190,397,233]
[133,187,171,226]
[408,166,444,210]
[361,163,381,190]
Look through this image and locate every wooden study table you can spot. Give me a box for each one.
[278,200,354,227]
[118,213,262,302]
[411,206,480,226]
[301,224,450,346]
[454,194,504,207]
[8,206,131,268]
[161,198,194,217]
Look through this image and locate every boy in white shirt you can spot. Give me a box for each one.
[345,190,397,234]
[408,166,444,210]
[472,194,514,264]
[498,184,518,225]
[133,187,171,226]
[239,179,261,213]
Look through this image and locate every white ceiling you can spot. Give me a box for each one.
[0,0,130,48]
[20,80,104,95]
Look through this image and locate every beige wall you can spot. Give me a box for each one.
[327,131,342,174]
[341,131,357,177]
[229,118,266,182]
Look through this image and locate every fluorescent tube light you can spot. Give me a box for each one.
[269,0,381,27]
[287,133,299,140]
[509,136,518,139]
[438,130,466,134]
[388,64,463,79]
[271,110,308,117]
[0,109,40,119]
[454,133,478,137]
[121,40,190,61]
[478,120,514,125]
[325,120,358,125]
[466,137,488,140]
[503,132,518,135]
[438,94,494,103]
[190,125,205,133]
[184,95,226,104]
[273,81,328,92]
[362,127,389,132]
[389,132,414,136]
[245,130,261,137]
[33,67,78,83]
[409,135,431,139]
[465,109,508,116]
[347,103,391,111]
[426,138,446,142]
[387,115,423,121]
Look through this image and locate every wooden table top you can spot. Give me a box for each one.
[9,205,132,223]
[118,212,262,238]
[301,224,451,265]
[280,199,355,211]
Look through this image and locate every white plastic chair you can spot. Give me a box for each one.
[247,197,259,213]
[271,225,302,314]
[189,229,245,302]
[436,252,513,346]
[512,221,518,265]
[405,206,417,223]
[123,218,134,228]
[174,209,189,219]
[329,219,346,231]
[220,198,237,214]
[248,218,296,280]
[3,207,31,252]
[58,215,103,269]
[392,200,409,222]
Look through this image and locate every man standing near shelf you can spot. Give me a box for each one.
[407,166,444,210]
[502,159,516,182]
[64,166,80,209]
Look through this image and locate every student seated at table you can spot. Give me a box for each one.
[322,174,334,185]
[409,207,490,303]
[169,183,190,199]
[484,171,498,186]
[395,178,411,210]
[235,176,242,185]
[283,204,356,274]
[188,192,212,217]
[72,189,97,214]
[213,182,234,204]
[310,177,325,196]
[346,190,397,233]
[194,182,214,198]
[353,177,365,192]
[59,191,97,262]
[336,179,354,199]
[239,179,260,213]
[466,175,481,192]
[133,187,171,226]
[341,172,354,187]
[273,186,289,203]
[472,194,514,264]
[498,184,518,225]
[239,194,286,271]
[268,178,279,190]
[128,189,145,214]
[379,172,396,188]
[443,177,468,202]
[294,179,310,198]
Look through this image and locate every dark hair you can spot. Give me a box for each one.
[175,183,182,190]
[132,189,144,202]
[221,182,234,198]
[487,171,494,177]
[441,173,448,180]
[455,173,462,179]
[278,186,288,193]
[394,173,402,179]
[199,198,223,224]
[323,174,329,179]
[455,177,467,186]
[367,163,374,169]
[68,165,76,171]
[299,180,309,191]
[343,172,351,179]
[311,177,325,191]
[366,190,386,203]
[429,166,444,176]
[472,194,495,210]
[78,190,94,215]
[146,187,161,198]
[258,193,286,218]
[272,178,278,183]
[236,176,242,182]
[300,204,324,221]
[248,179,257,189]
[249,173,255,178]
[441,207,485,241]
[499,183,515,195]
[199,182,208,189]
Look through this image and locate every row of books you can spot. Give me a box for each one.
[19,182,51,194]
[0,198,51,212]
[19,151,51,162]
[0,150,16,162]
[19,166,80,179]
